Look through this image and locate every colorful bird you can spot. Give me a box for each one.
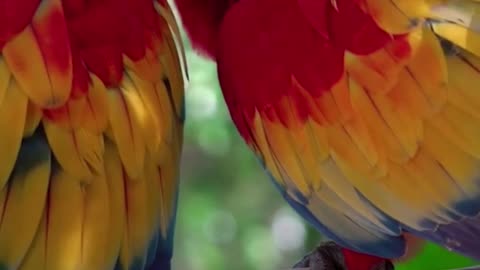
[0,0,186,269]
[175,0,480,269]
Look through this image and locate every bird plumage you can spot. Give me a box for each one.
[176,0,480,268]
[0,0,186,269]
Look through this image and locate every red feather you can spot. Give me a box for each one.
[0,0,41,48]
[212,0,396,144]
[174,0,235,58]
[342,248,389,270]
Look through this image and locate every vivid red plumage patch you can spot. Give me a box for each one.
[69,49,90,99]
[34,5,72,77]
[342,248,389,270]
[174,0,234,58]
[218,0,343,104]
[211,0,395,142]
[65,0,155,86]
[43,0,160,88]
[0,0,41,48]
[325,0,391,55]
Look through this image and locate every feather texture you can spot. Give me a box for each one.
[0,0,186,269]
[186,0,480,262]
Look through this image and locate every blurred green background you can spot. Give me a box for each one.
[171,22,480,270]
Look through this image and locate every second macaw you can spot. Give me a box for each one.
[176,0,480,269]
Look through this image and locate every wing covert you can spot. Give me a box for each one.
[0,0,186,269]
[217,0,480,259]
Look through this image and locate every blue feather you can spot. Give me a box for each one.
[267,172,405,259]
[452,195,480,218]
[146,233,159,267]
[147,181,180,270]
[408,216,480,260]
[11,128,50,177]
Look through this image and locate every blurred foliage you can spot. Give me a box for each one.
[171,22,480,270]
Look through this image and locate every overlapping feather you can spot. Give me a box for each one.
[0,0,186,269]
[224,0,480,260]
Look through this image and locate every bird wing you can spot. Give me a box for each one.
[0,0,186,269]
[217,0,480,260]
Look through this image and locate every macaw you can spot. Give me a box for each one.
[0,0,186,269]
[175,0,480,269]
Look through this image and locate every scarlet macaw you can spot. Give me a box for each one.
[0,0,186,269]
[175,0,480,269]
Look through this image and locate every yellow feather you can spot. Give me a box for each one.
[423,121,480,194]
[316,90,342,124]
[23,102,42,137]
[122,73,162,158]
[443,104,480,157]
[82,74,109,134]
[0,191,6,239]
[107,87,146,179]
[371,92,420,159]
[461,47,480,69]
[3,0,72,109]
[0,57,10,106]
[406,28,448,113]
[124,48,162,83]
[361,0,421,33]
[360,47,406,88]
[0,80,28,189]
[328,154,429,230]
[349,78,409,162]
[391,0,443,17]
[66,97,89,129]
[286,120,325,191]
[119,169,150,269]
[428,105,480,158]
[306,195,388,245]
[390,69,433,118]
[79,171,111,270]
[317,158,395,234]
[261,115,313,197]
[343,116,380,171]
[19,169,84,270]
[446,52,480,115]
[404,149,465,218]
[46,97,88,130]
[383,160,443,223]
[158,144,181,238]
[330,74,354,121]
[158,31,185,119]
[0,150,50,269]
[311,100,433,229]
[448,84,480,120]
[145,154,162,237]
[248,111,285,186]
[433,23,480,57]
[75,130,105,176]
[17,214,48,270]
[306,119,330,163]
[345,53,396,95]
[3,26,60,108]
[154,81,175,163]
[43,122,95,180]
[323,86,380,169]
[326,126,374,179]
[103,141,126,269]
